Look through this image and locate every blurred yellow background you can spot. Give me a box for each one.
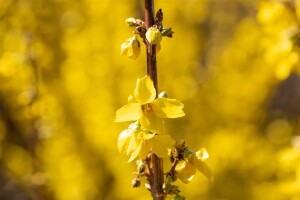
[1,0,300,199]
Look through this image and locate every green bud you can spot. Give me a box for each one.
[161,28,174,38]
[184,148,196,162]
[146,27,162,45]
[137,160,146,174]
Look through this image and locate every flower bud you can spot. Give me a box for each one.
[132,177,140,187]
[145,27,162,45]
[125,17,136,26]
[121,36,141,60]
[175,139,185,150]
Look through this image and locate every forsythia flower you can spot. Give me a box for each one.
[115,76,185,133]
[175,148,213,183]
[118,122,173,162]
[146,27,162,45]
[121,35,140,60]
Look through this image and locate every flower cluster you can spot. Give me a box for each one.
[120,9,174,60]
[118,121,173,162]
[116,7,212,200]
[116,76,185,161]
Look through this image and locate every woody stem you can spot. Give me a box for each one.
[144,0,165,200]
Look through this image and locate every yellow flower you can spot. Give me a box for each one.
[118,122,174,162]
[175,148,213,183]
[121,35,140,60]
[146,27,162,45]
[115,76,185,133]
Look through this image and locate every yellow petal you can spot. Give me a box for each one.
[152,98,185,118]
[120,39,131,55]
[127,133,140,155]
[115,103,141,122]
[128,141,142,162]
[117,129,133,154]
[175,161,196,184]
[140,112,164,134]
[150,134,174,158]
[136,131,156,140]
[138,141,151,159]
[194,159,213,183]
[134,76,156,104]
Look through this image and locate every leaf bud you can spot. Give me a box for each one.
[137,160,146,174]
[145,27,162,45]
[161,28,174,38]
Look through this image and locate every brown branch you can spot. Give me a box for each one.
[144,0,165,199]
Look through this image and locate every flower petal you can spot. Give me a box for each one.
[139,141,151,159]
[140,112,164,134]
[117,129,133,154]
[150,134,174,158]
[152,98,185,118]
[126,133,140,155]
[134,76,156,104]
[128,141,142,162]
[194,159,213,183]
[136,131,156,140]
[196,148,209,161]
[115,103,141,122]
[175,161,196,184]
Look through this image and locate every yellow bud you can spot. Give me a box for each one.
[145,27,162,45]
[121,36,141,60]
[125,17,136,26]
